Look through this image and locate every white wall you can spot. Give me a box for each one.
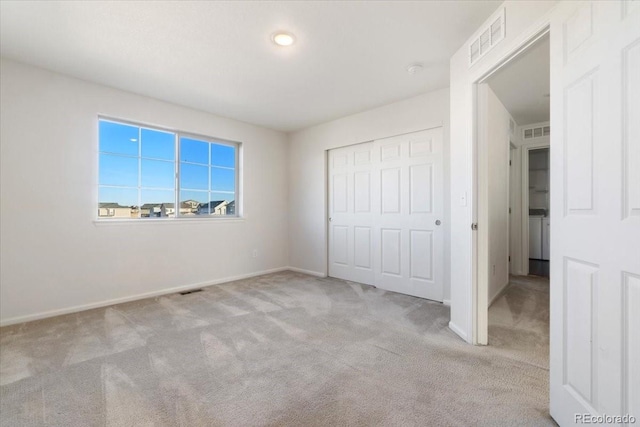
[0,59,289,325]
[449,0,557,342]
[478,84,511,306]
[288,89,451,300]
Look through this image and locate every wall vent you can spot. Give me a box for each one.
[469,8,506,66]
[523,125,550,139]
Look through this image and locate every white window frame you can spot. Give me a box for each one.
[97,116,241,221]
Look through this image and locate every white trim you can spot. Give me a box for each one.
[287,266,326,278]
[475,25,551,85]
[448,321,469,342]
[93,217,246,226]
[0,267,290,327]
[520,120,550,129]
[471,83,479,345]
[442,299,451,306]
[475,83,488,345]
[488,280,510,308]
[471,12,553,344]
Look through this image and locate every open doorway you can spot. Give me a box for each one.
[524,146,550,277]
[466,3,637,422]
[477,33,550,366]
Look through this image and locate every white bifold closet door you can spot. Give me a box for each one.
[328,128,444,302]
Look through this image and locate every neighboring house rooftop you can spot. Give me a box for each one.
[161,202,192,209]
[99,202,128,209]
[200,200,227,209]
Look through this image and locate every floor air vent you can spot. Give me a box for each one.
[179,289,203,295]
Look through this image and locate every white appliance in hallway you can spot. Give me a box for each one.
[328,128,444,302]
[542,217,550,261]
[528,212,550,262]
[528,215,544,260]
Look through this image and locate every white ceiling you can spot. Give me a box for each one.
[0,1,500,132]
[487,35,550,126]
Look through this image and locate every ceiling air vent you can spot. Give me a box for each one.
[469,8,506,66]
[523,125,550,140]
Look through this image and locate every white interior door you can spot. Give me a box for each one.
[550,1,640,425]
[374,130,444,301]
[328,141,377,285]
[328,128,444,302]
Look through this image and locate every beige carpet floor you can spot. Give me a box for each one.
[489,275,550,370]
[1,271,554,426]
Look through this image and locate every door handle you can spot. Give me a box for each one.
[435,220,441,226]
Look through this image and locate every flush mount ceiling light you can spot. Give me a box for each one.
[406,63,424,75]
[272,32,295,47]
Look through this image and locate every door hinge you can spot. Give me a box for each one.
[509,207,511,214]
[471,223,478,230]
[508,256,511,262]
[509,160,512,166]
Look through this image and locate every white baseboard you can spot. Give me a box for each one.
[0,267,290,327]
[448,321,470,343]
[488,280,510,308]
[286,266,326,278]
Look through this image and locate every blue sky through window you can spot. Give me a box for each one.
[98,120,236,213]
[99,121,138,156]
[141,159,174,189]
[180,163,208,190]
[180,137,208,164]
[141,128,174,160]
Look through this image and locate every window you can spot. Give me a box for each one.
[98,118,239,219]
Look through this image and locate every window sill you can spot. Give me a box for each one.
[93,217,245,226]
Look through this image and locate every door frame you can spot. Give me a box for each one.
[509,142,518,276]
[472,25,550,345]
[520,141,550,275]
